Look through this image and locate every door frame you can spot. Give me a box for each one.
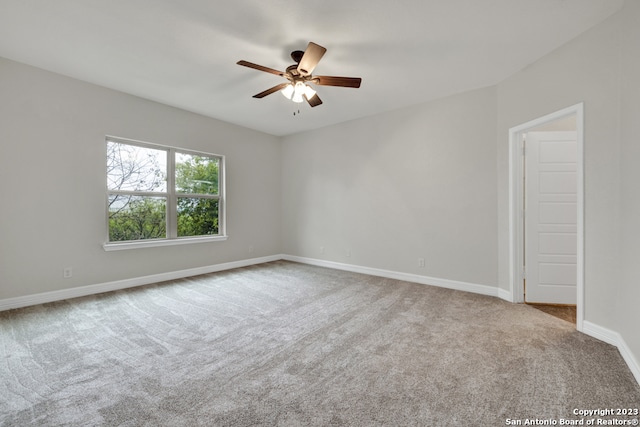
[508,103,584,331]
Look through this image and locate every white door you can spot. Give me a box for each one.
[525,131,577,304]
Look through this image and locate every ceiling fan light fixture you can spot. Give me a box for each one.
[292,82,306,103]
[303,84,316,99]
[281,83,294,99]
[291,82,307,103]
[281,82,315,104]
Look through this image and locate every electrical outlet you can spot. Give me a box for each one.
[418,258,425,268]
[63,267,73,278]
[248,245,254,254]
[320,246,325,254]
[346,249,351,258]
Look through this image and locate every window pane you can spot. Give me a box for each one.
[107,140,167,192]
[177,197,219,237]
[175,152,219,195]
[108,195,166,241]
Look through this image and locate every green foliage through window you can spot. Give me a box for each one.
[177,198,219,237]
[176,153,219,195]
[109,195,166,241]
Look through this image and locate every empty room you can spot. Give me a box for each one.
[1,1,639,425]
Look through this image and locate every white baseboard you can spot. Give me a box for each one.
[0,255,281,312]
[0,254,501,311]
[498,288,513,302]
[583,321,640,386]
[283,255,500,297]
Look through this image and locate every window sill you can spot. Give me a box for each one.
[103,235,228,251]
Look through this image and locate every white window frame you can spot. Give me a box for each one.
[103,136,227,251]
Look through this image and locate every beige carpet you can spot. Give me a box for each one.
[1,261,638,426]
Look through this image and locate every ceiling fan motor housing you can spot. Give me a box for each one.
[291,50,305,63]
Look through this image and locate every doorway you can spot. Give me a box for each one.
[508,104,584,331]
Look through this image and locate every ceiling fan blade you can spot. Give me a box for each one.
[297,42,326,76]
[305,93,323,107]
[237,60,284,76]
[253,83,290,98]
[315,75,362,88]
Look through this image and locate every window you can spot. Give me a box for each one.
[104,136,225,250]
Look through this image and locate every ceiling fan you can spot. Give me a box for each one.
[237,42,362,108]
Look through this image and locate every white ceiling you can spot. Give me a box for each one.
[0,0,623,136]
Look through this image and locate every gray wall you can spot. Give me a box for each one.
[281,87,498,286]
[0,57,282,299]
[618,0,640,366]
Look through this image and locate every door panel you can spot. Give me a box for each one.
[538,202,576,224]
[539,263,577,285]
[539,141,577,163]
[539,172,576,194]
[525,131,577,304]
[538,233,577,254]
